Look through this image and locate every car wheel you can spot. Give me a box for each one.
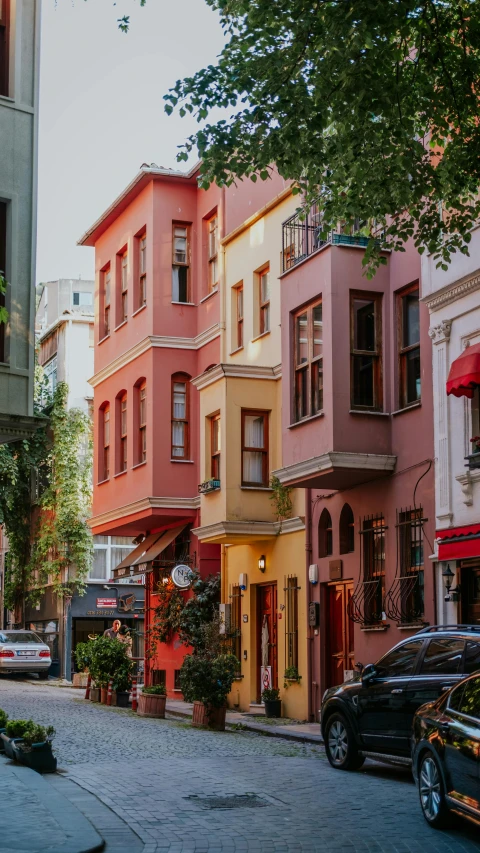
[325,713,364,771]
[418,753,451,828]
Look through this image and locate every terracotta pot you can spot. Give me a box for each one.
[100,687,108,704]
[73,672,88,688]
[192,701,226,731]
[137,692,166,718]
[90,687,100,703]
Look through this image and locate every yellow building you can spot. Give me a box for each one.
[192,187,308,720]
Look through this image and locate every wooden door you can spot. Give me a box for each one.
[257,584,277,701]
[461,565,480,625]
[327,582,354,688]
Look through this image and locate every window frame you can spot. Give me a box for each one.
[172,223,191,304]
[119,394,127,473]
[235,283,244,350]
[241,409,269,487]
[285,575,299,670]
[210,413,221,480]
[207,214,219,293]
[259,267,270,335]
[293,300,323,423]
[171,374,189,460]
[139,233,147,308]
[0,0,10,98]
[139,384,147,464]
[361,514,386,625]
[101,406,110,482]
[103,266,111,338]
[0,200,6,363]
[398,283,421,409]
[350,291,383,411]
[121,250,128,323]
[318,508,333,558]
[339,504,355,554]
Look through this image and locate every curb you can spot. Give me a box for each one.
[3,762,104,853]
[166,705,324,746]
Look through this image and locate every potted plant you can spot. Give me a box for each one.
[2,719,32,758]
[0,709,8,752]
[262,687,282,718]
[88,636,133,706]
[138,684,167,718]
[89,684,101,703]
[73,641,93,688]
[180,652,239,731]
[13,723,57,773]
[113,658,134,708]
[284,665,302,686]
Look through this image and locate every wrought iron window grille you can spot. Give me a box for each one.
[284,575,300,671]
[384,508,426,625]
[348,515,387,626]
[228,584,242,666]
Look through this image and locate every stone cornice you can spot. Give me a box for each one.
[273,452,397,486]
[89,324,220,387]
[423,269,480,312]
[192,362,282,390]
[192,516,305,541]
[88,495,200,529]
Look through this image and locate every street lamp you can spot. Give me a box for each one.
[442,564,455,601]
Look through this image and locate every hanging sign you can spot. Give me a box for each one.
[96,598,117,608]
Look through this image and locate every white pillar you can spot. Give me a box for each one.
[429,320,453,528]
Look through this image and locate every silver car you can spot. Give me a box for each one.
[0,630,51,678]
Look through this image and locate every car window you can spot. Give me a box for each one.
[458,677,480,721]
[2,632,43,644]
[448,683,465,712]
[465,641,480,675]
[419,638,465,675]
[376,640,424,677]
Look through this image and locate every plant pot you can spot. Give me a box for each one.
[1,733,23,759]
[73,672,89,688]
[14,741,57,774]
[116,691,131,709]
[100,687,108,704]
[137,692,166,718]
[264,699,282,718]
[192,700,226,731]
[90,687,100,703]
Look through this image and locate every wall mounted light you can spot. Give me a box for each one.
[451,584,462,603]
[442,563,455,601]
[258,555,266,573]
[308,564,319,585]
[239,573,248,591]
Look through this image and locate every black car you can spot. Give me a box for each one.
[412,673,480,828]
[320,625,480,771]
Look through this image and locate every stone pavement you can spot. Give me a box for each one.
[1,678,480,853]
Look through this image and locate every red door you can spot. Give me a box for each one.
[257,584,277,701]
[326,582,354,688]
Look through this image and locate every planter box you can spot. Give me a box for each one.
[1,733,23,759]
[264,699,282,718]
[116,691,130,709]
[100,687,116,705]
[192,701,226,731]
[137,692,166,718]
[90,687,100,703]
[73,672,89,688]
[14,741,57,774]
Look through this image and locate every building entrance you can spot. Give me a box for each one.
[461,563,480,625]
[256,583,277,701]
[326,581,354,687]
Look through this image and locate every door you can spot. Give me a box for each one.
[357,638,424,753]
[257,584,277,701]
[326,582,354,688]
[444,676,480,810]
[404,636,466,724]
[462,565,480,625]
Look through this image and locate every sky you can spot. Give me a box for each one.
[36,0,226,284]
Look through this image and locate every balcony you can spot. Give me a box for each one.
[282,203,369,273]
[273,451,396,492]
[198,479,221,494]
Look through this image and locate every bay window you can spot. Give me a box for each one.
[171,374,189,459]
[398,284,420,408]
[172,224,190,303]
[293,301,323,422]
[241,410,269,487]
[351,292,383,410]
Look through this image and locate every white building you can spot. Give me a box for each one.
[422,231,480,626]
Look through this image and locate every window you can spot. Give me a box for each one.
[208,215,218,292]
[230,584,242,666]
[91,535,135,581]
[0,0,10,97]
[318,509,333,558]
[465,641,480,675]
[139,385,146,463]
[103,267,111,337]
[235,284,244,350]
[174,669,182,691]
[241,410,268,487]
[396,507,425,622]
[294,301,323,422]
[0,200,7,362]
[172,224,190,303]
[120,394,127,473]
[351,293,382,410]
[121,250,128,322]
[259,268,270,334]
[339,504,355,554]
[139,233,147,308]
[44,355,58,397]
[73,291,93,307]
[152,669,166,687]
[171,375,189,459]
[101,406,110,481]
[398,285,420,408]
[362,514,386,624]
[210,414,221,480]
[376,639,423,677]
[285,576,299,670]
[419,638,465,675]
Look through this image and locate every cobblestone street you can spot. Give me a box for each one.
[1,678,480,853]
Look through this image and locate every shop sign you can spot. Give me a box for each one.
[171,564,193,589]
[96,598,117,608]
[87,610,119,616]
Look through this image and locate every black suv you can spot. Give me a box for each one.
[320,625,480,771]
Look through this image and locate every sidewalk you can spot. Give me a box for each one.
[165,698,324,745]
[0,756,104,853]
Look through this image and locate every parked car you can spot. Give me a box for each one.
[321,625,480,771]
[0,631,51,679]
[412,673,480,828]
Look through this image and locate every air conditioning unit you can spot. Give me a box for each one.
[198,479,221,494]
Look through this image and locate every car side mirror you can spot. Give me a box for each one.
[361,663,377,685]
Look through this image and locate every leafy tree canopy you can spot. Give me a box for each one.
[160,0,480,276]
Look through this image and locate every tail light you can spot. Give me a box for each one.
[39,650,50,658]
[0,650,15,658]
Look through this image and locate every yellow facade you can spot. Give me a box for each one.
[193,188,308,720]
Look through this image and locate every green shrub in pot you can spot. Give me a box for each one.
[19,723,55,751]
[112,657,133,694]
[74,640,94,673]
[142,684,167,695]
[0,709,8,729]
[5,719,33,738]
[88,636,132,689]
[180,652,239,709]
[262,687,282,718]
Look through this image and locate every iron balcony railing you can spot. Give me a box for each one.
[281,204,370,273]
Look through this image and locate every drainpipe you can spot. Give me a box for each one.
[221,545,227,603]
[305,488,314,721]
[220,187,227,364]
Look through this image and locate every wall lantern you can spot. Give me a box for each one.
[239,573,248,591]
[442,563,455,601]
[258,555,266,573]
[308,564,319,585]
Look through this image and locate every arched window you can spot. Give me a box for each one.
[319,508,333,558]
[339,503,355,554]
[171,373,190,459]
[116,391,127,474]
[99,403,110,482]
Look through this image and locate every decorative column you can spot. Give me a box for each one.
[428,320,453,527]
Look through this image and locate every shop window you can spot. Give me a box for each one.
[351,292,383,410]
[241,410,268,487]
[284,575,299,670]
[398,284,420,408]
[210,413,221,480]
[318,509,333,557]
[0,0,10,98]
[339,503,355,554]
[29,620,59,661]
[293,301,323,422]
[171,374,189,459]
[207,213,218,292]
[172,224,190,303]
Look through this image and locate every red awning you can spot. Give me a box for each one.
[437,523,480,560]
[446,343,480,399]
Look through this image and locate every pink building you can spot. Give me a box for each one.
[274,208,436,721]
